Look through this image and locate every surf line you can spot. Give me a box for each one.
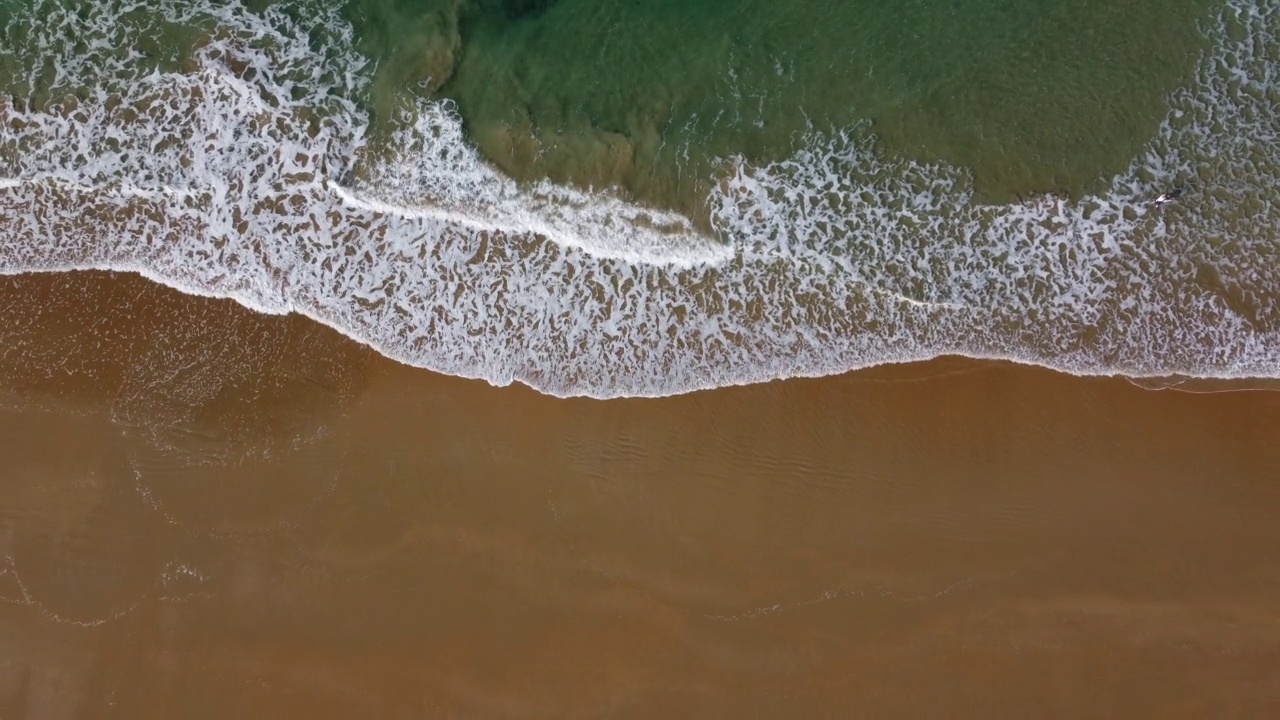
[324,179,734,270]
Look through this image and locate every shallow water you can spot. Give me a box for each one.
[428,0,1218,209]
[1,0,1277,398]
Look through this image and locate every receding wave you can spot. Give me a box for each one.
[1,0,1277,397]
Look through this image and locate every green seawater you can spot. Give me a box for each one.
[351,0,1219,216]
[0,0,1223,215]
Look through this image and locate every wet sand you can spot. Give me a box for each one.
[0,270,1277,717]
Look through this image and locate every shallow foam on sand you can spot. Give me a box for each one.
[1,0,1277,397]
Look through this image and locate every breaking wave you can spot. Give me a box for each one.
[1,0,1277,397]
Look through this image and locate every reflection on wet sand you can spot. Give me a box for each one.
[0,271,1277,716]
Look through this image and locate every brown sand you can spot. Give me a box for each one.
[0,270,1277,718]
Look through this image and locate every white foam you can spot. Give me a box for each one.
[338,101,732,268]
[1,0,1277,397]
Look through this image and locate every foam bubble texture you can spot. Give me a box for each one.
[1,0,1277,397]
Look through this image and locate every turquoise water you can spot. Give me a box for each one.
[0,0,1277,396]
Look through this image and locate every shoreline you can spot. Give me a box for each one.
[4,268,1276,402]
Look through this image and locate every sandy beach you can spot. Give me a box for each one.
[0,270,1276,717]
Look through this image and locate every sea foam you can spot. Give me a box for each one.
[1,0,1277,397]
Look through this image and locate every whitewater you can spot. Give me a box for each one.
[1,0,1277,398]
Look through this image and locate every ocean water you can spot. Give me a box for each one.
[0,0,1277,397]
[434,0,1217,209]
